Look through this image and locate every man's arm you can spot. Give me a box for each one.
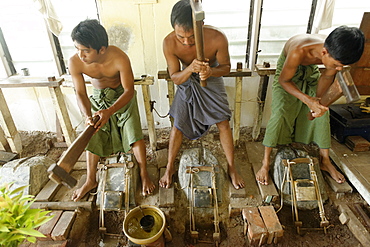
[316,68,337,98]
[69,55,93,120]
[279,50,328,118]
[163,37,194,85]
[199,30,231,80]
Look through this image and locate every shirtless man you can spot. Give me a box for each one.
[69,19,155,201]
[256,26,364,185]
[159,0,245,190]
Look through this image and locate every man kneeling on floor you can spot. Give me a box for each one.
[69,19,155,201]
[256,26,365,186]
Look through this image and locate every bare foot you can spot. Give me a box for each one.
[71,180,98,202]
[229,168,245,189]
[159,167,175,188]
[256,165,270,185]
[321,159,345,183]
[141,173,155,196]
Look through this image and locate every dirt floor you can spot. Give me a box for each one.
[18,128,366,247]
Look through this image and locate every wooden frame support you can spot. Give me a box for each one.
[135,76,157,151]
[233,62,243,145]
[48,84,76,146]
[0,77,76,152]
[252,74,269,140]
[0,88,22,153]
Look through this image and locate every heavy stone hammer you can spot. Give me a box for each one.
[190,0,207,87]
[308,69,360,120]
[48,116,100,188]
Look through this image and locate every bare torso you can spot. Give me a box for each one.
[283,33,326,66]
[168,25,224,67]
[71,46,128,89]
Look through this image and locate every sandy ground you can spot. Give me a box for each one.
[18,128,365,247]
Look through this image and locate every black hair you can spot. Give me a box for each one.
[324,26,365,65]
[170,0,193,31]
[71,19,108,53]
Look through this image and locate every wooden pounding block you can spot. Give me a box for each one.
[37,210,63,240]
[51,211,76,241]
[252,162,279,203]
[345,136,370,152]
[156,148,168,169]
[258,205,283,244]
[35,179,61,202]
[159,167,174,207]
[229,163,248,198]
[242,207,268,245]
[324,172,353,193]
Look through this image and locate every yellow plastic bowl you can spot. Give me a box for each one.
[123,205,166,245]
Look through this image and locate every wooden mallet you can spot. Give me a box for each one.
[48,116,100,188]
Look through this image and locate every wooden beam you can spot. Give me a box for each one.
[48,85,76,146]
[233,62,243,145]
[0,88,22,153]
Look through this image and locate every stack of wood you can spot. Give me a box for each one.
[242,206,284,246]
[345,136,370,152]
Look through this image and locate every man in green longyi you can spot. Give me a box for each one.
[256,26,365,185]
[69,19,155,201]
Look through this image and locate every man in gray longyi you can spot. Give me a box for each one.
[159,0,245,190]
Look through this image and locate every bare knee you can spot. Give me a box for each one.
[216,120,230,131]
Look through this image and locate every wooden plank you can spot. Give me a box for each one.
[31,201,93,212]
[155,148,168,169]
[51,211,76,241]
[242,207,268,245]
[35,179,61,202]
[49,86,76,146]
[0,88,22,153]
[246,142,279,203]
[323,172,353,193]
[330,138,370,205]
[337,202,370,247]
[0,77,62,88]
[159,168,174,207]
[258,205,283,244]
[37,210,63,240]
[229,162,249,198]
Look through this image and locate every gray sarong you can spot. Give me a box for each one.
[169,73,231,140]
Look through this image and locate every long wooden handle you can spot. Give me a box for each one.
[191,0,207,87]
[57,116,99,172]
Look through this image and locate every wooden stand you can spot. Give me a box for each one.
[0,77,76,153]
